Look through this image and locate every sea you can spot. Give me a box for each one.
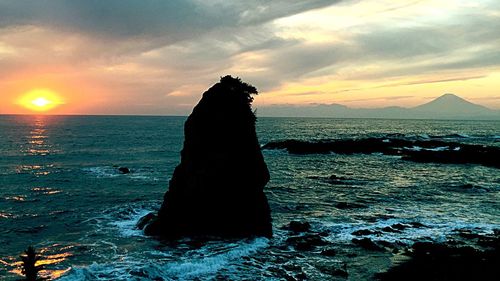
[0,115,499,280]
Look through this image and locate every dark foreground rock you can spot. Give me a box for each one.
[377,232,500,281]
[139,76,272,238]
[263,138,500,168]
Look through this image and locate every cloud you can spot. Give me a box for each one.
[0,0,342,39]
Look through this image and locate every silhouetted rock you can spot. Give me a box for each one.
[140,76,272,238]
[118,167,130,174]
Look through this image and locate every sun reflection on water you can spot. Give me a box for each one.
[31,187,62,195]
[16,164,54,176]
[22,116,55,156]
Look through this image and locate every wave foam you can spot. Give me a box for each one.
[322,217,498,245]
[58,238,269,281]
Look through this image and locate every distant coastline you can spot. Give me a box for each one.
[257,94,500,120]
[2,94,500,120]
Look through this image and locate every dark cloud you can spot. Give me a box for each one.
[0,0,342,40]
[0,0,229,40]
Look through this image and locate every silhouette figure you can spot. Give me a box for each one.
[140,76,272,238]
[19,246,46,281]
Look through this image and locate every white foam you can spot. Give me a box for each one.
[403,146,422,151]
[108,208,153,237]
[323,217,498,245]
[58,238,269,281]
[83,167,119,178]
[165,238,269,279]
[403,146,451,152]
[425,146,449,152]
[83,166,160,181]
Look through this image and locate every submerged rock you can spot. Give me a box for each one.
[141,76,272,238]
[118,167,131,174]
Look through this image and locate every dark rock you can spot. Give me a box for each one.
[286,221,311,233]
[352,229,381,236]
[408,222,426,228]
[263,138,500,169]
[454,229,482,240]
[352,238,384,251]
[118,167,131,174]
[287,234,329,251]
[401,145,500,169]
[391,223,410,231]
[136,212,156,230]
[377,240,403,250]
[457,184,489,193]
[327,174,351,185]
[377,238,500,281]
[143,76,272,238]
[321,248,337,257]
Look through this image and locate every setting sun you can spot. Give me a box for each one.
[18,89,64,112]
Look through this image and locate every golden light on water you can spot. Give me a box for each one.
[18,89,64,112]
[0,245,74,280]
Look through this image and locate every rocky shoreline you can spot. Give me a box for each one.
[261,220,500,280]
[263,137,500,168]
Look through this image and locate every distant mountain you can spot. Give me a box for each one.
[412,93,493,117]
[257,94,500,120]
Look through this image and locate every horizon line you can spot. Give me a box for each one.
[1,113,499,122]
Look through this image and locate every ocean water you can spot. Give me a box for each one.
[0,115,499,280]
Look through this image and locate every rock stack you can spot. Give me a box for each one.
[140,76,272,238]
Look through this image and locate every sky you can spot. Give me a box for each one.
[0,0,499,115]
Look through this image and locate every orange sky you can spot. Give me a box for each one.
[1,0,499,115]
